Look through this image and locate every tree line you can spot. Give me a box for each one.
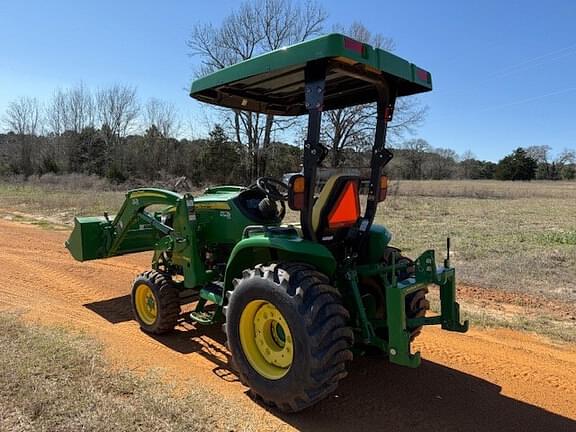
[386,140,575,181]
[1,0,574,184]
[0,87,301,185]
[1,89,573,184]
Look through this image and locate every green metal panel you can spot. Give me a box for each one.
[195,190,248,247]
[190,33,432,115]
[203,185,246,194]
[194,188,280,247]
[223,232,337,291]
[362,224,393,264]
[169,194,207,288]
[384,250,468,367]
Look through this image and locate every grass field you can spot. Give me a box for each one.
[0,177,574,301]
[382,180,576,301]
[0,312,257,432]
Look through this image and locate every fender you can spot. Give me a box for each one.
[360,224,393,264]
[223,231,337,292]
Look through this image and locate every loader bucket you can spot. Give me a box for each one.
[65,216,111,262]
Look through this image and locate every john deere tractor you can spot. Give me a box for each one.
[66,33,468,412]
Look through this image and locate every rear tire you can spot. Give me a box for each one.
[361,247,430,341]
[131,270,180,334]
[405,287,430,340]
[225,263,353,412]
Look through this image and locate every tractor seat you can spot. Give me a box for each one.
[312,174,360,241]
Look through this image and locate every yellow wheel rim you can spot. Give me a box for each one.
[134,283,157,325]
[239,300,293,380]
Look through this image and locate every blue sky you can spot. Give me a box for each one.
[0,0,575,161]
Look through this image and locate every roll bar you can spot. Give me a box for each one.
[300,60,394,245]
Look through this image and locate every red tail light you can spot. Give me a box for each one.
[415,67,431,83]
[343,37,364,56]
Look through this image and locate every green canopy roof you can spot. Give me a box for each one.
[190,33,432,116]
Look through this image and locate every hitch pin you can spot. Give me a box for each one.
[444,237,451,269]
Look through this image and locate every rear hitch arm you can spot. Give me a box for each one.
[386,250,469,368]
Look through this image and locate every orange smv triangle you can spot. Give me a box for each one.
[328,181,360,229]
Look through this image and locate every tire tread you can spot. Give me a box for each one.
[226,262,353,412]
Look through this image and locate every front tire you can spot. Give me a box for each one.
[131,270,180,334]
[225,263,353,412]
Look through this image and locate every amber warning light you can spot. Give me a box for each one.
[379,176,389,202]
[288,175,306,210]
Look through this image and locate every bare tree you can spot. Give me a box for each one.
[3,96,41,135]
[46,83,94,136]
[460,149,476,179]
[427,147,458,179]
[556,148,575,165]
[144,98,181,138]
[258,0,327,49]
[388,97,428,141]
[554,148,576,180]
[66,82,94,133]
[187,0,327,179]
[2,96,42,175]
[401,138,431,179]
[461,150,476,161]
[526,145,551,164]
[95,84,139,143]
[46,89,67,135]
[322,22,428,167]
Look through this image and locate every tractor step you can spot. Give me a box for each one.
[199,282,224,305]
[189,310,216,325]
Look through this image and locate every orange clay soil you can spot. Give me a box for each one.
[0,219,574,432]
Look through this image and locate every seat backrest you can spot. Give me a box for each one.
[312,174,360,241]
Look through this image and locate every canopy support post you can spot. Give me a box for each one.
[301,60,327,241]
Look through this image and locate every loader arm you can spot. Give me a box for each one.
[106,188,182,257]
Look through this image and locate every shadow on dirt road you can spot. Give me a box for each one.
[277,357,575,432]
[85,295,575,432]
[85,295,133,323]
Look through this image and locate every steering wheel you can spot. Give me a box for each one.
[255,177,289,201]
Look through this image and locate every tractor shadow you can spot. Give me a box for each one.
[84,296,238,383]
[272,356,576,432]
[84,296,575,431]
[149,320,239,383]
[84,295,133,323]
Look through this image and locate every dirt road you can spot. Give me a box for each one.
[0,219,574,431]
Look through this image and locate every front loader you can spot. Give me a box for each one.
[66,33,468,412]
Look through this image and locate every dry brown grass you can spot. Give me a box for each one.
[0,177,128,224]
[378,180,576,301]
[0,312,259,432]
[0,174,205,224]
[391,179,576,199]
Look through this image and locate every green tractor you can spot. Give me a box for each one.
[66,33,468,412]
